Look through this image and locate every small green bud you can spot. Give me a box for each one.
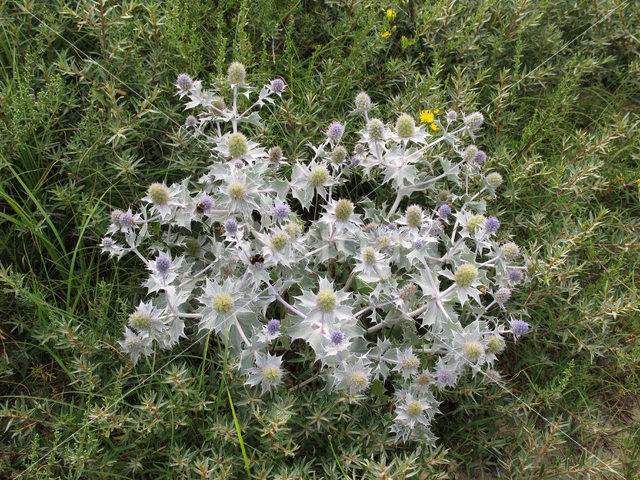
[463,145,478,163]
[228,182,247,200]
[227,61,246,84]
[368,118,385,140]
[486,335,505,354]
[148,183,169,206]
[270,232,290,252]
[228,132,249,158]
[396,113,415,139]
[129,311,153,331]
[335,199,354,222]
[406,205,423,229]
[455,264,477,287]
[269,146,283,163]
[354,91,372,110]
[501,242,520,261]
[212,293,234,314]
[406,401,423,418]
[486,172,503,189]
[316,289,337,312]
[466,214,486,234]
[462,340,484,362]
[309,166,329,188]
[331,145,347,164]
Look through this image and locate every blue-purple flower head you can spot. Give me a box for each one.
[118,211,135,228]
[176,73,193,92]
[474,150,487,166]
[269,78,286,94]
[326,121,344,143]
[271,203,291,221]
[485,216,500,234]
[508,268,524,284]
[436,366,456,387]
[224,219,238,235]
[266,319,281,335]
[510,319,530,339]
[413,239,424,250]
[197,195,214,213]
[156,255,171,274]
[437,204,451,220]
[330,330,344,345]
[387,221,398,231]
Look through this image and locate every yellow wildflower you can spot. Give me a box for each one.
[430,123,439,131]
[420,110,434,124]
[386,9,397,19]
[381,31,391,39]
[434,109,439,114]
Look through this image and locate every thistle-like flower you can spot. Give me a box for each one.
[326,121,345,144]
[245,353,284,394]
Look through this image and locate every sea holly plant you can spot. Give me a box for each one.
[101,63,532,445]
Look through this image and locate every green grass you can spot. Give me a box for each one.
[1,0,638,478]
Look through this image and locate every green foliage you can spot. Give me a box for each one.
[1,0,638,477]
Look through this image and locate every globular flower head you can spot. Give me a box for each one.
[486,335,505,354]
[326,121,345,143]
[211,96,226,111]
[268,146,283,163]
[148,183,170,206]
[462,340,484,363]
[155,255,171,274]
[196,195,214,213]
[285,221,302,239]
[354,91,371,110]
[508,268,524,285]
[331,145,347,164]
[176,73,193,92]
[269,231,290,252]
[269,78,286,93]
[228,182,247,200]
[227,61,246,84]
[466,214,486,234]
[415,370,434,390]
[119,328,151,365]
[501,242,520,261]
[228,132,249,158]
[475,150,487,166]
[435,364,457,388]
[316,289,337,313]
[118,211,135,229]
[362,222,377,233]
[396,113,415,139]
[394,348,421,379]
[185,115,198,127]
[266,319,281,335]
[330,329,344,345]
[437,189,450,202]
[455,264,477,287]
[224,218,238,235]
[246,353,284,395]
[308,166,330,188]
[464,111,484,131]
[334,199,354,222]
[486,172,503,189]
[510,319,530,339]
[129,311,153,331]
[398,282,417,301]
[368,118,385,140]
[463,145,479,163]
[335,360,371,394]
[437,203,451,220]
[494,287,511,305]
[485,216,500,234]
[387,221,398,231]
[212,293,234,314]
[362,247,376,265]
[354,143,366,156]
[446,110,458,123]
[271,203,291,221]
[405,205,423,229]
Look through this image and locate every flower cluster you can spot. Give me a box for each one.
[101,63,531,446]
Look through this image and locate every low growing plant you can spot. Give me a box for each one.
[101,63,532,445]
